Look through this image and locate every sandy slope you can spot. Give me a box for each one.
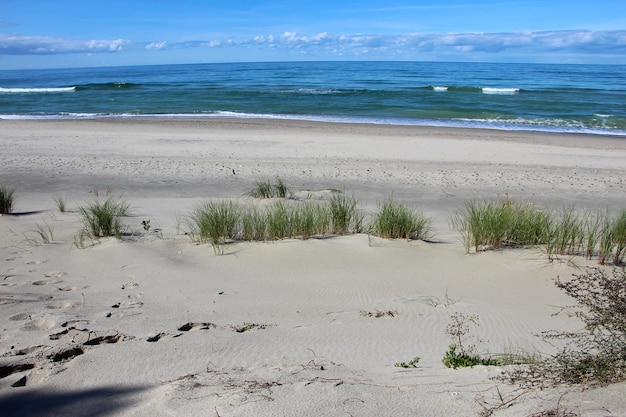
[1,119,625,416]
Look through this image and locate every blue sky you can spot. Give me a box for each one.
[1,0,625,69]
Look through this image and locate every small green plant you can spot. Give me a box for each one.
[394,357,420,368]
[371,197,431,240]
[78,192,131,239]
[443,312,499,369]
[142,220,151,232]
[53,195,67,213]
[0,184,15,214]
[443,344,500,369]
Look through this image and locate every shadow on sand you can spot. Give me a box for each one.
[0,385,150,417]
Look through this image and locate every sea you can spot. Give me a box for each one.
[1,61,625,136]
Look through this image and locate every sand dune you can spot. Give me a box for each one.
[1,119,626,416]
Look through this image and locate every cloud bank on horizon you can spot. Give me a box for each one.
[1,1,625,68]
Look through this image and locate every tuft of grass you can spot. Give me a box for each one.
[452,199,626,264]
[241,206,266,241]
[245,178,291,199]
[0,184,16,214]
[451,198,548,253]
[78,194,131,239]
[371,197,431,240]
[25,221,55,245]
[188,201,240,254]
[54,195,68,213]
[606,209,626,265]
[328,193,363,235]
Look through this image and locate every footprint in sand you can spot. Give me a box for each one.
[57,285,77,292]
[230,323,272,333]
[111,299,143,309]
[32,280,53,286]
[26,260,46,265]
[22,318,57,331]
[178,322,216,331]
[46,301,72,310]
[43,271,66,279]
[49,327,128,345]
[9,312,32,321]
[146,332,183,342]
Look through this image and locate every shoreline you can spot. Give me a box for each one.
[1,117,626,416]
[3,115,626,141]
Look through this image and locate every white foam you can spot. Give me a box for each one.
[482,87,519,95]
[0,86,76,93]
[432,86,448,92]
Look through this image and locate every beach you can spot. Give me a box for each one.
[1,118,626,416]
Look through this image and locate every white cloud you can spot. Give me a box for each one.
[0,34,129,55]
[146,41,167,50]
[2,30,625,62]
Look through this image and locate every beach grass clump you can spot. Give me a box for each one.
[79,195,131,239]
[265,201,292,240]
[371,197,431,240]
[245,177,291,199]
[452,198,549,253]
[599,209,626,265]
[188,201,241,254]
[0,184,15,214]
[262,200,327,240]
[291,201,330,239]
[240,206,266,241]
[544,208,586,260]
[328,193,363,235]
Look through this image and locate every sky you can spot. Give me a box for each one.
[1,0,625,69]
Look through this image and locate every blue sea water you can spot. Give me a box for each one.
[1,61,625,136]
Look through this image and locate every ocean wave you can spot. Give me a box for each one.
[75,82,138,91]
[293,88,342,95]
[428,86,520,94]
[482,87,520,95]
[0,86,76,93]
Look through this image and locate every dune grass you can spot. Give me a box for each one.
[371,197,432,240]
[54,195,68,213]
[328,193,364,235]
[245,178,291,199]
[0,184,15,214]
[78,194,131,239]
[187,191,439,254]
[453,198,626,265]
[187,201,240,254]
[451,199,548,253]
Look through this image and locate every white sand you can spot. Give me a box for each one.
[1,119,626,416]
